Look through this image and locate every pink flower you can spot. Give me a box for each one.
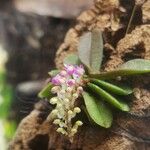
[51,64,85,87]
[51,75,65,85]
[64,64,75,75]
[60,70,67,77]
[73,65,85,78]
[67,79,76,86]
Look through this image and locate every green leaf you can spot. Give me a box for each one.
[38,83,53,99]
[87,83,130,111]
[63,54,80,65]
[78,29,103,72]
[48,70,59,77]
[82,91,113,128]
[90,59,150,79]
[90,79,132,95]
[81,105,95,124]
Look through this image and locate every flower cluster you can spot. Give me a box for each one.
[48,64,85,140]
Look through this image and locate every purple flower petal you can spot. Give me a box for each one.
[67,79,76,86]
[73,65,85,76]
[60,70,67,77]
[64,64,75,75]
[51,75,64,85]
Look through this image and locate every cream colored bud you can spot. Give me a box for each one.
[53,119,61,125]
[74,107,81,113]
[57,113,64,119]
[76,121,83,126]
[50,97,58,104]
[57,103,62,108]
[64,98,69,103]
[51,109,58,115]
[68,110,73,116]
[60,89,65,95]
[51,86,60,93]
[71,128,77,134]
[56,128,67,135]
[77,86,83,93]
[56,127,64,133]
[67,87,72,93]
[73,93,78,99]
[59,122,64,128]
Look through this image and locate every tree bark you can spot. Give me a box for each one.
[10,0,150,149]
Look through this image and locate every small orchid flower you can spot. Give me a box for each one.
[74,65,85,76]
[51,74,66,85]
[49,64,85,139]
[60,70,67,77]
[67,79,76,86]
[51,75,62,85]
[64,64,75,75]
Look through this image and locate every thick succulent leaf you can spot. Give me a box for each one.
[38,83,53,99]
[87,83,130,111]
[82,91,113,128]
[48,70,59,77]
[90,79,132,95]
[78,30,103,72]
[90,59,150,79]
[81,105,95,124]
[90,30,103,71]
[63,53,80,65]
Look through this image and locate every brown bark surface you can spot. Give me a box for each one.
[10,0,150,149]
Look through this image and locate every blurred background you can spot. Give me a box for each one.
[0,0,92,149]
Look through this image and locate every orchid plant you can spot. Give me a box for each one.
[38,30,150,142]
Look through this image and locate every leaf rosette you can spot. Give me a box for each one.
[38,30,150,140]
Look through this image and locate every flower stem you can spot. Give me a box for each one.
[125,4,137,35]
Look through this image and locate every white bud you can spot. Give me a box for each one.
[71,128,77,134]
[51,86,60,93]
[77,86,83,93]
[74,107,81,113]
[68,110,73,116]
[57,128,67,135]
[57,103,62,108]
[68,110,76,122]
[64,98,69,103]
[57,121,67,128]
[73,93,78,99]
[57,112,64,119]
[50,97,58,104]
[60,89,66,95]
[56,127,64,133]
[53,119,61,125]
[76,121,83,126]
[48,109,58,119]
[51,109,58,115]
[66,87,72,93]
